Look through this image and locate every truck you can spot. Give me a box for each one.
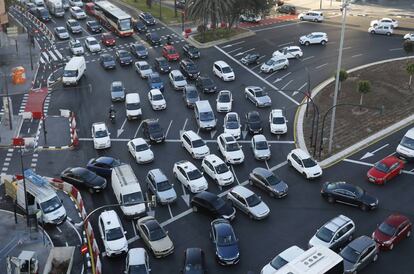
[62,56,86,86]
[45,0,65,17]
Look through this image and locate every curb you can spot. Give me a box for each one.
[188,29,256,49]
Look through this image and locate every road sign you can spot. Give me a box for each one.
[6,27,18,38]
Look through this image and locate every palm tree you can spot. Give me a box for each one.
[357,80,371,107]
[407,63,414,89]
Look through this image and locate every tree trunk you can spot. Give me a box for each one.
[359,93,363,110]
[409,75,413,89]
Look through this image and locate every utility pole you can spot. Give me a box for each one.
[159,0,162,20]
[3,73,13,130]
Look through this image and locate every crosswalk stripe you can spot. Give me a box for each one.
[54,49,63,59]
[40,57,46,64]
[42,52,49,62]
[49,50,58,61]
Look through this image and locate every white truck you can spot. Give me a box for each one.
[45,0,65,17]
[62,56,86,86]
[111,164,146,218]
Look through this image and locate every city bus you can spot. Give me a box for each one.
[93,0,133,37]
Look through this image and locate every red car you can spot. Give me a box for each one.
[101,33,116,46]
[366,155,404,184]
[162,45,180,61]
[372,214,412,250]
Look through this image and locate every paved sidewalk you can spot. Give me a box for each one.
[37,116,72,149]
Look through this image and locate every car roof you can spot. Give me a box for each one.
[385,214,409,227]
[92,122,107,131]
[271,109,284,117]
[94,156,116,164]
[163,45,175,50]
[212,218,233,234]
[185,248,203,264]
[176,160,197,171]
[72,6,81,10]
[252,167,273,177]
[128,248,146,265]
[323,215,352,232]
[144,119,159,125]
[55,26,65,30]
[86,37,96,41]
[126,93,140,102]
[214,60,230,67]
[348,235,375,252]
[253,134,267,142]
[140,216,160,230]
[195,191,218,202]
[149,89,162,95]
[184,130,201,140]
[247,110,260,117]
[111,81,122,86]
[149,72,160,78]
[136,60,149,66]
[181,58,194,65]
[131,138,146,146]
[379,155,400,166]
[246,86,262,91]
[100,210,121,230]
[220,133,236,143]
[219,90,231,95]
[278,246,305,262]
[311,32,327,36]
[170,70,182,77]
[404,127,414,139]
[231,185,253,198]
[204,154,223,165]
[291,148,311,159]
[67,19,77,23]
[149,168,167,181]
[117,49,128,53]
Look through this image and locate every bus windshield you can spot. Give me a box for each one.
[118,19,131,31]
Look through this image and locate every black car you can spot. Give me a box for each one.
[196,76,217,94]
[139,12,156,25]
[61,167,107,192]
[115,49,133,66]
[99,53,116,69]
[182,44,200,59]
[240,52,260,65]
[210,219,240,265]
[183,85,200,108]
[249,168,288,198]
[143,119,165,143]
[191,191,236,221]
[146,32,161,45]
[245,111,263,134]
[154,57,171,73]
[35,7,51,22]
[86,20,102,33]
[130,43,148,59]
[277,5,296,14]
[182,248,206,274]
[134,20,147,33]
[180,59,200,80]
[86,156,121,177]
[321,181,379,211]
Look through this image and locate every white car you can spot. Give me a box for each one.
[244,86,272,107]
[70,6,86,19]
[69,39,84,55]
[368,25,393,36]
[201,154,234,187]
[98,210,128,257]
[54,26,69,40]
[216,90,233,112]
[251,134,271,160]
[223,112,241,139]
[272,46,303,59]
[261,246,305,273]
[168,70,187,90]
[287,148,322,179]
[299,32,328,46]
[148,89,166,110]
[125,248,150,274]
[84,37,101,53]
[134,61,153,78]
[180,130,210,159]
[260,57,289,73]
[217,133,245,164]
[298,10,324,22]
[173,160,208,193]
[69,0,83,7]
[91,122,110,149]
[370,18,398,28]
[240,14,262,23]
[127,138,154,164]
[213,60,235,81]
[404,33,414,41]
[227,185,270,220]
[269,109,287,134]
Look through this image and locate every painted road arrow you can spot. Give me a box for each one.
[360,144,389,160]
[117,118,127,137]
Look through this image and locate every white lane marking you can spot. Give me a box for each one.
[131,220,138,237]
[264,70,278,79]
[42,51,49,62]
[281,79,293,90]
[255,22,301,32]
[278,41,293,47]
[54,48,63,59]
[227,47,243,54]
[230,165,240,185]
[339,46,352,50]
[352,54,363,58]
[167,204,174,219]
[265,160,270,170]
[343,158,374,167]
[165,120,173,138]
[182,118,188,131]
[234,48,256,57]
[127,235,140,244]
[48,50,58,61]
[134,120,143,139]
[315,63,328,69]
[222,40,245,48]
[389,48,402,51]
[301,56,315,62]
[56,226,62,233]
[298,82,307,91]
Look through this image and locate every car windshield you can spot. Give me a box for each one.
[226,142,240,152]
[187,89,198,99]
[226,121,239,129]
[40,196,62,214]
[69,21,80,27]
[219,93,230,102]
[167,48,176,54]
[249,114,260,122]
[40,9,49,16]
[128,265,147,274]
[148,123,161,132]
[270,255,288,270]
[77,169,96,181]
[273,117,285,124]
[212,197,225,208]
[159,60,168,66]
[188,46,198,53]
[302,157,317,168]
[88,21,98,27]
[174,75,185,81]
[122,192,144,206]
[157,180,172,191]
[106,227,123,241]
[136,45,146,51]
[254,90,267,97]
[186,63,198,71]
[354,185,364,197]
[119,51,130,58]
[119,18,131,31]
[217,232,236,246]
[63,70,77,77]
[152,94,164,101]
[88,40,98,46]
[266,174,281,185]
[265,59,275,65]
[126,102,140,110]
[199,112,214,122]
[187,169,203,180]
[201,78,213,86]
[216,163,229,174]
[148,226,166,241]
[246,194,261,207]
[102,55,113,62]
[150,76,162,83]
[222,67,232,73]
[135,144,149,152]
[140,64,150,70]
[192,139,205,148]
[112,85,123,92]
[56,28,66,33]
[341,246,359,264]
[374,162,390,173]
[255,141,268,150]
[72,42,81,48]
[378,222,397,237]
[401,136,414,150]
[316,227,334,242]
[151,34,160,40]
[95,130,108,138]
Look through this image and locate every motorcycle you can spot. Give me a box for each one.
[109,112,116,124]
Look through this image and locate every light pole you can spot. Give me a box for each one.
[159,0,162,20]
[1,72,13,130]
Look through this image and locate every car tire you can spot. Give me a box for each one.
[386,32,391,36]
[249,179,253,186]
[348,234,353,242]
[287,159,292,166]
[255,102,259,107]
[283,65,288,70]
[302,172,308,179]
[321,40,326,45]
[295,54,300,59]
[328,196,335,203]
[407,230,411,238]
[269,192,275,198]
[248,213,254,219]
[300,17,304,21]
[370,30,375,34]
[361,204,368,211]
[192,205,198,212]
[305,41,310,46]
[373,253,378,262]
[313,18,318,22]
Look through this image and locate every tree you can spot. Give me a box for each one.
[403,40,414,59]
[357,80,371,107]
[334,69,348,93]
[407,63,414,89]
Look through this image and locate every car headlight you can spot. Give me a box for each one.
[383,239,393,245]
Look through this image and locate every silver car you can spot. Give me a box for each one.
[227,185,270,220]
[169,70,187,90]
[251,134,271,160]
[340,235,379,274]
[146,169,177,205]
[244,86,272,107]
[135,61,153,79]
[69,39,84,55]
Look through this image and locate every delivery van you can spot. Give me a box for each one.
[62,56,86,86]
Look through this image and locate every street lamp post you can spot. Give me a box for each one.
[159,0,162,20]
[1,72,13,130]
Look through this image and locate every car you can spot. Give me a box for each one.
[139,12,156,25]
[146,169,177,205]
[183,85,200,108]
[195,76,217,94]
[321,181,379,211]
[182,44,200,59]
[370,17,398,28]
[277,4,296,14]
[217,133,245,164]
[298,10,323,22]
[404,33,414,41]
[25,2,37,15]
[115,49,133,66]
[201,154,234,187]
[261,246,304,273]
[146,32,161,45]
[125,93,142,120]
[216,90,233,112]
[125,248,150,274]
[251,134,271,160]
[35,7,51,22]
[98,210,128,257]
[69,39,84,55]
[110,81,125,102]
[287,148,322,178]
[142,119,165,143]
[173,160,208,193]
[368,25,393,36]
[179,59,200,80]
[309,215,356,251]
[101,33,116,46]
[86,156,121,177]
[136,216,174,258]
[61,167,107,192]
[182,248,206,274]
[69,0,83,7]
[244,86,272,107]
[272,46,303,59]
[70,6,86,19]
[91,122,111,149]
[249,167,288,198]
[162,45,180,61]
[66,19,82,34]
[134,61,153,78]
[169,70,187,90]
[210,219,240,265]
[154,57,171,73]
[299,32,328,46]
[191,191,236,220]
[180,130,210,159]
[239,14,261,23]
[84,37,101,52]
[367,155,404,184]
[147,72,164,92]
[148,89,166,110]
[227,185,270,220]
[269,109,287,134]
[213,60,235,81]
[86,20,102,33]
[130,43,148,59]
[245,111,263,134]
[240,52,261,65]
[340,236,379,274]
[260,57,289,73]
[223,112,241,139]
[134,20,147,33]
[396,127,414,159]
[127,138,154,164]
[54,26,69,40]
[99,53,116,69]
[372,214,412,250]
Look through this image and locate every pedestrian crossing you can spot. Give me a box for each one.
[40,48,65,64]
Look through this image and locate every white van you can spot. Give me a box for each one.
[62,56,86,86]
[298,11,324,22]
[111,164,146,218]
[125,93,142,120]
[396,127,414,159]
[194,100,216,130]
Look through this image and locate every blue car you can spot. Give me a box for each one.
[86,156,121,177]
[210,218,240,265]
[147,72,164,92]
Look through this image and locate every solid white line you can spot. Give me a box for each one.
[265,160,270,170]
[42,52,49,62]
[389,48,402,51]
[371,143,389,154]
[343,158,374,167]
[264,70,278,79]
[131,220,137,237]
[167,204,174,219]
[352,54,363,58]
[49,50,58,61]
[182,118,188,130]
[56,226,62,233]
[222,40,245,48]
[236,48,256,56]
[227,47,243,54]
[255,22,301,32]
[340,46,352,50]
[134,121,143,139]
[278,41,293,47]
[54,48,63,59]
[301,56,315,62]
[315,63,328,69]
[298,82,307,91]
[230,165,240,185]
[281,79,293,90]
[165,120,173,138]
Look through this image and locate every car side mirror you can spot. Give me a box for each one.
[268,144,271,147]
[124,231,127,235]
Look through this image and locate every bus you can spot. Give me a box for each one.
[92,0,133,37]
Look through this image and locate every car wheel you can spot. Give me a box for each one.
[361,204,368,211]
[269,192,275,198]
[373,253,378,262]
[191,152,195,158]
[407,230,411,238]
[248,213,254,219]
[328,196,335,203]
[192,205,198,212]
[370,30,375,34]
[300,17,304,21]
[305,41,310,46]
[389,243,394,250]
[283,65,288,70]
[249,179,253,186]
[295,54,300,59]
[302,172,308,179]
[348,234,353,242]
[321,40,326,45]
[287,159,292,166]
[386,32,391,36]
[399,169,403,174]
[270,68,274,73]
[313,18,318,22]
